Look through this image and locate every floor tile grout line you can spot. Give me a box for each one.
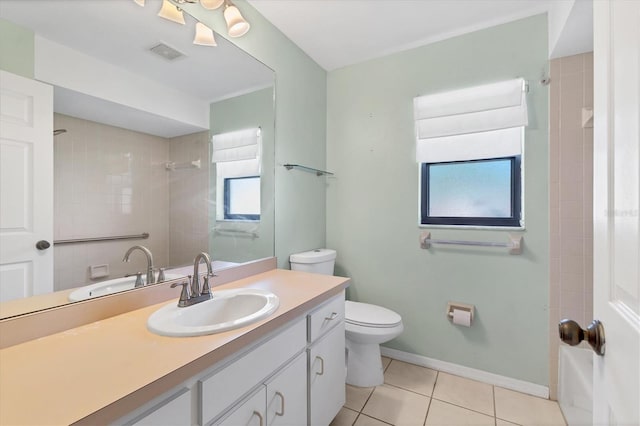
[493,385,497,426]
[429,396,496,419]
[422,371,438,426]
[357,384,377,415]
[351,411,360,426]
[384,381,433,398]
[344,358,562,426]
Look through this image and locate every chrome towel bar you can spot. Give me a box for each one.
[214,229,259,238]
[419,231,522,255]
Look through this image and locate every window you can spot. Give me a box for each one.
[420,156,521,227]
[413,78,528,228]
[224,176,260,220]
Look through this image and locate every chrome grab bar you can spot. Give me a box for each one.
[54,232,149,245]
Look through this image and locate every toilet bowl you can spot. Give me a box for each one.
[289,249,404,388]
[345,301,403,387]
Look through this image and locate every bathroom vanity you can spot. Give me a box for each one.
[0,268,349,425]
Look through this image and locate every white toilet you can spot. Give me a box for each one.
[289,249,404,388]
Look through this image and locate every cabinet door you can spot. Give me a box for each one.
[215,386,266,426]
[129,388,191,426]
[265,352,307,426]
[308,322,345,426]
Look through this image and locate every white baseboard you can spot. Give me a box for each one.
[380,347,550,399]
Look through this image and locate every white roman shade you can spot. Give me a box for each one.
[414,78,527,163]
[211,127,262,177]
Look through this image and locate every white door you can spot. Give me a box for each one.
[593,1,640,424]
[0,70,53,303]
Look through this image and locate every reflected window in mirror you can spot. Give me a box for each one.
[224,176,260,220]
[212,128,262,222]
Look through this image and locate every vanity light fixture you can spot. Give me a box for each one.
[157,0,186,25]
[194,22,217,46]
[135,0,249,46]
[223,0,250,38]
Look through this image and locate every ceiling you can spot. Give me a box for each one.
[248,0,557,71]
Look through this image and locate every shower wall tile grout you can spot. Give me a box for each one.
[548,52,594,401]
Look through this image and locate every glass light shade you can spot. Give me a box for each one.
[134,0,145,6]
[157,0,185,25]
[200,0,224,10]
[224,4,250,37]
[194,22,217,46]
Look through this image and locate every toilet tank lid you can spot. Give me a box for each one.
[289,249,337,263]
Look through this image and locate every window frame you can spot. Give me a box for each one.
[223,175,261,221]
[420,156,522,227]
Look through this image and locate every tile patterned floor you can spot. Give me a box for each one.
[331,357,567,426]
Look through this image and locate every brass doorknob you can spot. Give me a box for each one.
[558,319,605,356]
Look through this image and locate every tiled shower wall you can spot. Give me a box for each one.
[53,114,172,291]
[168,131,210,267]
[548,52,594,400]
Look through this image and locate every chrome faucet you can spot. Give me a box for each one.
[171,252,215,307]
[123,245,155,286]
[191,252,214,298]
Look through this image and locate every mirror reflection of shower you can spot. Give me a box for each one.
[53,129,67,136]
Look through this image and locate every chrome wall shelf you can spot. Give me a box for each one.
[283,164,334,176]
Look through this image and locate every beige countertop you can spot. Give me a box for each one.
[0,269,349,426]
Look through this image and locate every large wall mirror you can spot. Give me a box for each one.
[0,0,275,318]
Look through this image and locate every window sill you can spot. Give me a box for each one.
[418,223,525,231]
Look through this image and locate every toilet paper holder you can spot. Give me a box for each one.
[446,302,475,324]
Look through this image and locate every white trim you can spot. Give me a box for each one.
[380,347,550,399]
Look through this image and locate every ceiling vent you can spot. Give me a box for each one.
[149,43,185,61]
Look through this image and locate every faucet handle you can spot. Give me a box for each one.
[156,267,166,282]
[171,278,191,307]
[125,272,144,288]
[201,273,216,296]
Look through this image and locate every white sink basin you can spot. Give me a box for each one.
[68,273,183,301]
[147,288,279,337]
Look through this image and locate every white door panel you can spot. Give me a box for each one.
[593,1,640,424]
[0,70,53,303]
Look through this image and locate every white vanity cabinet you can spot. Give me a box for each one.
[215,386,266,426]
[128,388,191,426]
[265,352,308,426]
[115,291,346,426]
[215,351,308,426]
[306,292,346,425]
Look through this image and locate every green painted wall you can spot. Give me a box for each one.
[0,18,34,78]
[184,2,328,268]
[209,87,275,263]
[326,15,549,385]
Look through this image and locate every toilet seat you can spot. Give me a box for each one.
[345,301,402,328]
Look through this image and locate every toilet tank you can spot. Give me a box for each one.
[289,249,336,275]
